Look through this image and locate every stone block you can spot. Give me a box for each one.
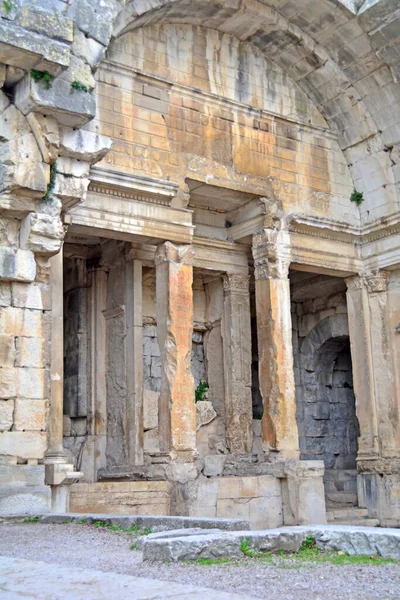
[59,127,112,162]
[0,400,14,431]
[18,367,48,399]
[16,6,73,43]
[143,325,156,338]
[239,477,259,498]
[20,213,64,255]
[249,496,282,529]
[258,475,282,498]
[150,356,161,379]
[0,368,16,398]
[15,76,96,128]
[14,399,48,431]
[67,0,119,46]
[0,282,11,306]
[218,477,241,499]
[0,22,69,75]
[70,417,87,436]
[217,498,250,521]
[252,419,262,437]
[26,113,59,163]
[63,415,71,437]
[0,431,47,459]
[11,282,51,310]
[144,427,160,453]
[203,455,226,477]
[0,248,36,282]
[143,388,159,431]
[0,463,45,486]
[56,157,90,178]
[15,336,50,368]
[72,29,106,69]
[60,55,95,90]
[0,335,15,367]
[143,335,160,357]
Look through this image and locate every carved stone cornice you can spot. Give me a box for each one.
[155,241,194,266]
[223,274,250,295]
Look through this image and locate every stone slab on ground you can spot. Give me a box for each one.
[0,556,258,600]
[34,512,250,531]
[141,525,400,562]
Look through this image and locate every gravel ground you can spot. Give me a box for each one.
[1,523,400,600]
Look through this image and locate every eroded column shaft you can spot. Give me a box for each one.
[155,242,196,457]
[222,274,253,453]
[252,229,299,458]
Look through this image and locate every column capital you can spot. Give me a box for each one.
[252,229,290,280]
[346,271,389,294]
[223,273,250,295]
[155,241,194,266]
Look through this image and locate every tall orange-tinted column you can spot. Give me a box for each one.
[252,229,299,458]
[155,242,196,460]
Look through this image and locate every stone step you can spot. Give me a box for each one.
[326,492,358,505]
[327,518,380,527]
[326,507,369,521]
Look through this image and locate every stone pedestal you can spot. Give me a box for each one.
[284,460,327,525]
[252,229,299,458]
[222,274,253,453]
[155,242,196,459]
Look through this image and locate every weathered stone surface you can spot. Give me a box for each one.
[16,6,73,43]
[20,213,64,255]
[0,431,47,459]
[59,127,112,163]
[0,334,15,367]
[72,29,106,69]
[143,388,159,431]
[0,400,14,431]
[15,336,50,368]
[26,113,60,163]
[0,22,70,74]
[15,76,96,127]
[196,400,217,430]
[0,248,36,282]
[67,0,119,46]
[203,455,226,477]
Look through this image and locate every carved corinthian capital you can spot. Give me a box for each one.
[346,271,389,294]
[223,274,250,295]
[155,241,195,266]
[252,229,290,280]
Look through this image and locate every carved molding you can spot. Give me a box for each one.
[154,241,195,266]
[223,274,250,295]
[252,229,291,280]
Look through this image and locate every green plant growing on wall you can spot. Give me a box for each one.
[350,189,364,206]
[2,0,13,14]
[41,161,57,203]
[195,380,209,402]
[30,69,54,89]
[71,80,89,93]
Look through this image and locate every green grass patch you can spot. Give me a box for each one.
[240,538,256,558]
[195,557,230,566]
[23,516,40,523]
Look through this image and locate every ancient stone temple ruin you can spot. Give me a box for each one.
[0,0,399,529]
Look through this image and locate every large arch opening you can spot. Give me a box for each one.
[296,313,359,507]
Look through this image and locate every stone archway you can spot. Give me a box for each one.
[297,314,359,502]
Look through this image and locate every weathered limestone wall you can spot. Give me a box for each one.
[94,23,357,226]
[69,481,172,515]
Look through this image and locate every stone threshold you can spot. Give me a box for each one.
[0,513,250,532]
[139,525,400,562]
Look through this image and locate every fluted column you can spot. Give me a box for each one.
[155,242,196,459]
[252,229,299,458]
[222,274,253,453]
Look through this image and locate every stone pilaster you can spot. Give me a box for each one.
[45,247,69,465]
[346,271,398,460]
[125,257,144,466]
[87,263,108,480]
[155,242,196,459]
[252,229,299,458]
[222,274,253,453]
